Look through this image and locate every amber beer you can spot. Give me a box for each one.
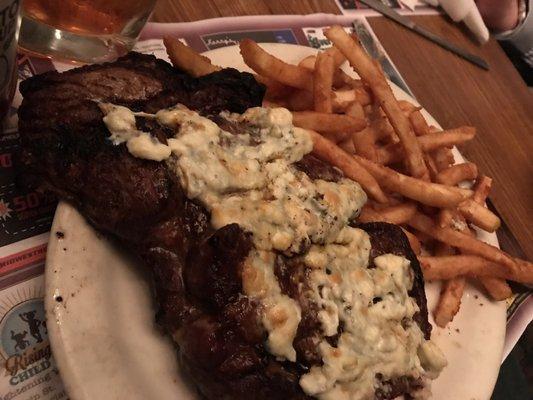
[0,0,20,123]
[23,0,156,36]
[18,0,157,63]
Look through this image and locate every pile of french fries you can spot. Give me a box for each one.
[162,27,532,328]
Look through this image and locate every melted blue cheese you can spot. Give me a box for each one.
[99,104,445,397]
[99,103,171,161]
[299,230,446,399]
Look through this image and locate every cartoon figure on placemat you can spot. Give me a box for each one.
[10,330,29,351]
[19,310,43,343]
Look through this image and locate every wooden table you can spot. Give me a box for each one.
[152,0,533,261]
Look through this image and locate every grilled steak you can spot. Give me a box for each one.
[18,53,441,400]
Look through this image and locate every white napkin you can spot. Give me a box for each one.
[423,0,490,43]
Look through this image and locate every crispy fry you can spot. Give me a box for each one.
[292,111,366,135]
[324,45,346,68]
[352,127,379,161]
[377,127,476,165]
[298,55,316,70]
[473,175,493,203]
[286,89,314,111]
[164,36,221,77]
[354,156,473,208]
[436,162,478,186]
[254,74,293,99]
[240,39,314,91]
[308,130,388,203]
[409,110,430,136]
[314,52,334,113]
[424,154,440,181]
[377,202,418,225]
[345,101,365,121]
[432,147,455,171]
[434,277,465,327]
[480,278,513,300]
[408,212,516,269]
[324,26,428,180]
[419,255,533,284]
[457,198,501,232]
[333,88,372,110]
[358,206,421,254]
[338,137,356,153]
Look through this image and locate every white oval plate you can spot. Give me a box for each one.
[45,44,506,400]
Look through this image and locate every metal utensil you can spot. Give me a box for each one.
[358,0,489,70]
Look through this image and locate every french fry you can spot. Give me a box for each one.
[298,55,316,70]
[314,52,334,113]
[358,206,421,254]
[479,278,513,300]
[424,154,440,181]
[324,45,346,68]
[419,256,533,284]
[254,74,293,99]
[473,175,493,203]
[292,111,366,135]
[338,137,356,153]
[164,36,221,77]
[457,198,501,232]
[333,88,372,110]
[354,156,473,208]
[352,127,379,161]
[432,146,455,171]
[408,212,516,270]
[324,26,428,180]
[240,39,314,91]
[434,278,465,327]
[409,110,430,136]
[345,101,365,121]
[467,174,510,298]
[286,89,314,111]
[376,202,418,225]
[377,127,476,165]
[308,130,388,203]
[436,162,478,186]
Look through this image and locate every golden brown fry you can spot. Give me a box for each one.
[424,154,440,181]
[354,156,473,208]
[338,137,356,154]
[254,74,293,99]
[434,277,465,327]
[409,110,430,136]
[377,127,476,165]
[352,127,379,161]
[240,39,314,91]
[345,101,365,121]
[298,55,316,70]
[324,26,428,180]
[286,89,314,111]
[308,130,388,203]
[164,36,221,77]
[408,212,516,269]
[314,52,334,113]
[358,206,421,254]
[473,175,493,203]
[419,255,533,284]
[377,202,418,225]
[432,147,455,171]
[292,111,366,135]
[436,162,478,186]
[480,278,513,300]
[333,88,372,111]
[457,198,501,232]
[324,45,346,68]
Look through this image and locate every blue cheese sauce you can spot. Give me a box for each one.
[100,104,446,398]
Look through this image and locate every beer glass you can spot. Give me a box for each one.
[18,0,157,63]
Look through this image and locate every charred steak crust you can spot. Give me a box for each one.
[17,54,431,400]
